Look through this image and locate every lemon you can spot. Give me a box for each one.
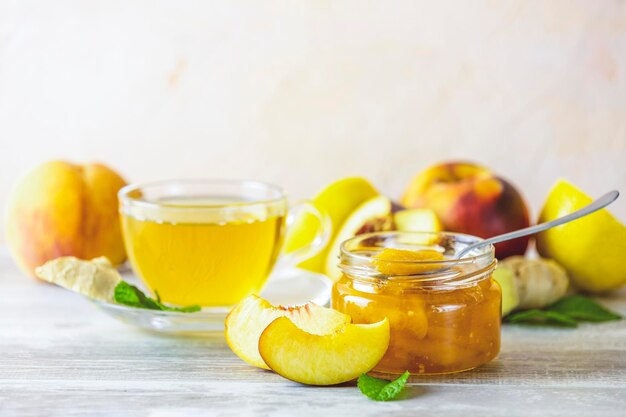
[283,177,379,273]
[536,180,626,293]
[324,195,392,281]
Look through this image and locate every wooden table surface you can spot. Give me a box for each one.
[1,249,625,417]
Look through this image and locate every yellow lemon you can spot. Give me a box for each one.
[284,177,379,273]
[536,180,626,293]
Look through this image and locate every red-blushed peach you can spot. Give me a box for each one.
[5,161,127,277]
[401,162,530,259]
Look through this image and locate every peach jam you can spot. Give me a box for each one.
[332,232,500,376]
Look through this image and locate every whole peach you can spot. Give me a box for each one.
[402,162,530,258]
[5,161,127,277]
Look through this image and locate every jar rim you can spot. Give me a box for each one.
[338,231,496,289]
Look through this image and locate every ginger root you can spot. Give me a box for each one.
[498,256,569,310]
[35,256,122,303]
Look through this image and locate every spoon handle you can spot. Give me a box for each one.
[457,190,620,259]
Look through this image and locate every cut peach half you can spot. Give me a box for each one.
[225,295,351,369]
[259,317,390,386]
[394,208,441,233]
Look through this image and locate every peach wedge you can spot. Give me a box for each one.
[259,317,390,386]
[225,295,351,369]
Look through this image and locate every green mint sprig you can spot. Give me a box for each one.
[113,281,201,313]
[358,371,410,401]
[505,295,621,327]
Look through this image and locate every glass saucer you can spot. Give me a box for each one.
[93,267,332,334]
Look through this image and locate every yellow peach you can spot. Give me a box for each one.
[5,161,127,277]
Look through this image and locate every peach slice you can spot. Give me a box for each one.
[259,317,390,385]
[225,295,351,369]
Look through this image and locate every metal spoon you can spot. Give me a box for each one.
[456,190,620,259]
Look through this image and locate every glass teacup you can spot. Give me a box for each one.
[119,179,328,307]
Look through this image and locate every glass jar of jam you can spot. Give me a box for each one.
[332,231,500,376]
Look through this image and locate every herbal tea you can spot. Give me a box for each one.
[121,197,285,307]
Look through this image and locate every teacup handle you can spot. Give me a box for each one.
[273,200,331,273]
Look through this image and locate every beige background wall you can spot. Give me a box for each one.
[1,1,625,240]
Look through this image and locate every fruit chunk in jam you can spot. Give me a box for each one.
[373,248,445,275]
[332,249,500,376]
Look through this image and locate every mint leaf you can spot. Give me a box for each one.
[357,374,389,399]
[505,295,621,327]
[377,371,411,401]
[114,282,200,313]
[114,281,162,309]
[358,371,410,401]
[170,304,202,313]
[548,295,621,322]
[506,309,578,327]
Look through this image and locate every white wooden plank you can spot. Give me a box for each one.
[1,250,625,417]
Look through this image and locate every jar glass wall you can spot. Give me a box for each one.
[332,231,500,376]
